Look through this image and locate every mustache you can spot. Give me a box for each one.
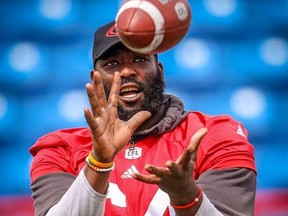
[104,77,145,97]
[121,77,144,89]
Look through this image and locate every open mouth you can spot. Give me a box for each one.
[119,84,142,103]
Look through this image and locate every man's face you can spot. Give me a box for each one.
[94,45,165,121]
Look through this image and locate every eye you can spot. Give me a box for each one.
[104,60,118,67]
[134,56,148,63]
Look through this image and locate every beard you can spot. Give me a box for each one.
[103,71,165,121]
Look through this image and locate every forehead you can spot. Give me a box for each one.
[101,44,132,59]
[98,43,155,61]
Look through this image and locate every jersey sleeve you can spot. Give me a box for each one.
[196,168,256,216]
[195,114,256,178]
[29,132,75,183]
[29,128,92,183]
[31,172,76,216]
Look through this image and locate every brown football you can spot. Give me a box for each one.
[115,0,192,54]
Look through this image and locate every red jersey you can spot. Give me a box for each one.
[30,111,256,215]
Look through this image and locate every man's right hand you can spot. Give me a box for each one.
[84,71,151,163]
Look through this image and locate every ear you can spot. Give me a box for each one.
[157,61,164,80]
[90,70,95,81]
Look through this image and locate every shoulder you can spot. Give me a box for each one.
[185,111,248,137]
[183,112,256,176]
[29,127,91,182]
[29,127,92,156]
[179,111,245,138]
[188,111,250,146]
[186,111,238,124]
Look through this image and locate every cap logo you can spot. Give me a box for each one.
[106,25,117,37]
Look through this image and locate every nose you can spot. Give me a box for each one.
[119,65,136,78]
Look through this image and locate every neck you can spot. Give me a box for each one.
[136,104,165,132]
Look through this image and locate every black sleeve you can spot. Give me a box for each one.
[196,168,256,216]
[31,172,76,216]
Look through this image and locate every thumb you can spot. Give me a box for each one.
[189,128,208,162]
[126,111,151,133]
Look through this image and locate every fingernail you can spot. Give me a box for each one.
[166,162,172,167]
[146,166,152,171]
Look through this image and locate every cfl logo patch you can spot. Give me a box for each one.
[125,147,142,159]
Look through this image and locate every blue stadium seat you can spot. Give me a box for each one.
[255,140,288,189]
[21,90,89,143]
[0,93,21,143]
[188,0,248,36]
[0,42,50,91]
[223,37,288,86]
[166,86,281,142]
[47,40,92,89]
[0,146,31,195]
[160,37,222,90]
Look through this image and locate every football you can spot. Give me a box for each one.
[115,0,192,54]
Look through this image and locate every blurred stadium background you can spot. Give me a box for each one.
[0,0,288,215]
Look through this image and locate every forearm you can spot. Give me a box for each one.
[46,168,107,216]
[84,165,111,194]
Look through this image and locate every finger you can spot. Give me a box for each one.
[92,71,108,108]
[144,164,171,177]
[86,83,101,117]
[132,172,160,184]
[126,111,151,133]
[108,72,121,108]
[175,128,208,167]
[188,128,208,152]
[175,149,194,171]
[84,107,99,132]
[166,161,181,176]
[189,128,208,162]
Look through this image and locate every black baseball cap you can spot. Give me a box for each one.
[92,21,121,65]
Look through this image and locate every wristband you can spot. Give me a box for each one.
[170,187,203,210]
[86,157,115,172]
[88,152,114,168]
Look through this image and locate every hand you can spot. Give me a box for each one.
[84,71,151,162]
[132,128,208,200]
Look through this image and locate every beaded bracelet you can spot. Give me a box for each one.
[170,187,203,210]
[88,152,114,168]
[86,157,115,172]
